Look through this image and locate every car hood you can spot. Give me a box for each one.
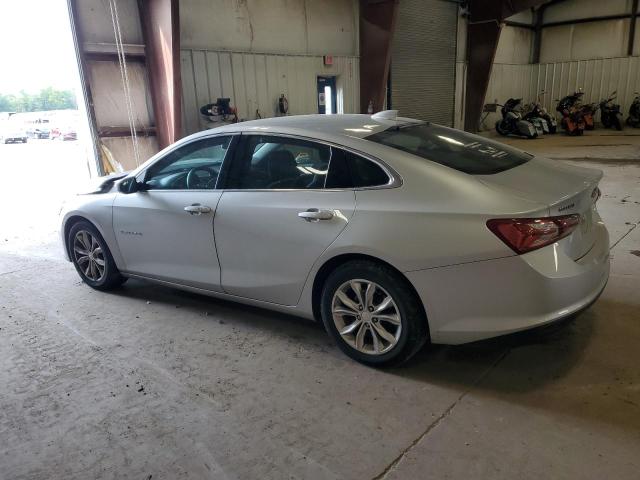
[77,172,129,194]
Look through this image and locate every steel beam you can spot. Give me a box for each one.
[544,13,636,28]
[464,0,546,132]
[532,6,544,64]
[359,0,399,113]
[504,20,535,30]
[629,0,639,56]
[464,19,502,132]
[138,0,182,149]
[67,0,104,176]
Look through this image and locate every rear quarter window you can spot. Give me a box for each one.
[366,124,532,175]
[325,149,390,188]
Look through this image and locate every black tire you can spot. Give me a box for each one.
[68,220,126,290]
[320,260,428,367]
[495,120,509,136]
[614,116,623,131]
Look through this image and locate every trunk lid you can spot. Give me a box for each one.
[478,157,602,259]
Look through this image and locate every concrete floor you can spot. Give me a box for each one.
[1,135,639,479]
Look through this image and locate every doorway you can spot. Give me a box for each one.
[317,76,337,114]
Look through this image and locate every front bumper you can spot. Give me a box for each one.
[406,220,610,344]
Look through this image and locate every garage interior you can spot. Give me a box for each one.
[1,0,639,478]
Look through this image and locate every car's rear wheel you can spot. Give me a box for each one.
[320,260,428,367]
[68,221,126,290]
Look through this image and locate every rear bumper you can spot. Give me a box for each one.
[406,221,610,344]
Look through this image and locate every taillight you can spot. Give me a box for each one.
[487,215,581,254]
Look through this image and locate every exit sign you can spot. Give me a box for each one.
[323,55,333,66]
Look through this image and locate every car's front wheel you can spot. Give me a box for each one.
[68,221,126,290]
[320,260,428,367]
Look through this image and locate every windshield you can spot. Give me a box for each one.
[366,124,532,175]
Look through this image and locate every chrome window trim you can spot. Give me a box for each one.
[223,131,403,192]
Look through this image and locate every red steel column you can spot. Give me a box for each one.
[138,0,182,148]
[359,0,399,113]
[464,0,547,132]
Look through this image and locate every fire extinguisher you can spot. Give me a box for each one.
[278,94,289,115]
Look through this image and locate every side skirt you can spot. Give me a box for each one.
[122,272,317,321]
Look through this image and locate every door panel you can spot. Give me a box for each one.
[113,191,223,291]
[215,190,355,305]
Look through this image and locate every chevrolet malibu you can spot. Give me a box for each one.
[60,112,609,366]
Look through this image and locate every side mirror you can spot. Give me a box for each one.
[119,176,149,194]
[134,181,150,192]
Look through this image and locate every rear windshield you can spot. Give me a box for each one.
[366,124,532,175]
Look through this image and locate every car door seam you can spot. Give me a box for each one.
[212,192,227,293]
[294,189,358,306]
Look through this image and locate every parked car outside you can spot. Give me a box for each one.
[50,126,77,141]
[26,125,51,139]
[59,112,610,366]
[0,124,28,144]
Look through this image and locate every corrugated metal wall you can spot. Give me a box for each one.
[391,0,458,125]
[180,49,360,136]
[480,56,640,130]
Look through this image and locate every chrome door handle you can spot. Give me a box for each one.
[184,204,212,215]
[298,208,334,222]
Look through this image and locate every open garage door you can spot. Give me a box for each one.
[390,0,457,125]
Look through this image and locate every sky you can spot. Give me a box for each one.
[0,0,80,94]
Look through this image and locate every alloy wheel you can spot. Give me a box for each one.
[73,230,106,282]
[331,279,402,355]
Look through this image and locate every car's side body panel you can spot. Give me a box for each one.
[214,189,355,305]
[406,216,609,344]
[112,190,224,291]
[60,193,121,265]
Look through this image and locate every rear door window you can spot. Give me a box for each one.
[225,135,330,189]
[366,124,532,175]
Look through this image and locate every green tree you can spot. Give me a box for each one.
[0,88,77,112]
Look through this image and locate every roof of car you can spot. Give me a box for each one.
[201,113,424,140]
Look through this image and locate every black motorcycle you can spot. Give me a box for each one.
[495,98,538,139]
[523,90,557,134]
[599,91,623,131]
[627,92,640,127]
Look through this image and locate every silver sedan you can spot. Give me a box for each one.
[60,112,610,365]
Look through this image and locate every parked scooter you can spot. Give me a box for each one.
[581,102,597,130]
[599,91,623,130]
[495,98,538,139]
[626,92,640,127]
[523,90,557,134]
[556,91,586,135]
